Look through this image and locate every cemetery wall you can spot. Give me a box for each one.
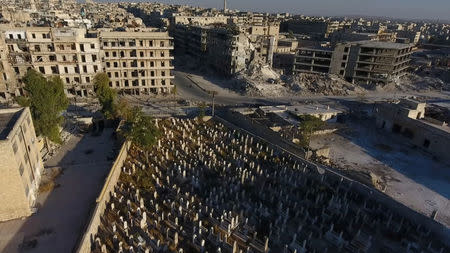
[76,141,131,253]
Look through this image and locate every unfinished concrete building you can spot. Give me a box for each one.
[0,107,43,222]
[293,40,414,85]
[375,99,450,164]
[99,29,174,94]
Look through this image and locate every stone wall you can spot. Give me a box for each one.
[75,141,131,253]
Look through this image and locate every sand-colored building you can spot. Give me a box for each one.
[99,29,174,94]
[0,107,43,221]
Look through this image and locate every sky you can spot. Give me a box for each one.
[99,0,450,21]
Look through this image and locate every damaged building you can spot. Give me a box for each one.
[374,99,450,164]
[293,40,414,86]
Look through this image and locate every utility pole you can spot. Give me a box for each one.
[224,0,227,12]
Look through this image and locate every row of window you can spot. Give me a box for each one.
[107,70,168,78]
[37,65,100,75]
[104,50,167,58]
[103,40,166,48]
[105,60,167,68]
[108,79,169,87]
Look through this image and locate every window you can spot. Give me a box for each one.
[34,45,41,52]
[66,77,70,83]
[122,62,127,67]
[124,80,129,86]
[151,71,155,77]
[9,34,13,39]
[80,44,85,52]
[81,55,86,62]
[107,72,111,78]
[49,55,56,61]
[83,65,87,73]
[162,80,166,85]
[86,77,90,83]
[341,62,345,67]
[64,67,68,73]
[162,71,165,76]
[160,41,165,47]
[161,61,165,67]
[94,65,98,72]
[90,44,95,49]
[17,34,22,39]
[32,33,36,39]
[123,72,127,78]
[149,40,153,47]
[150,62,154,67]
[113,52,117,57]
[150,52,154,57]
[113,62,118,68]
[106,62,111,68]
[140,62,145,67]
[74,77,80,83]
[111,42,116,47]
[161,52,165,57]
[39,67,45,74]
[115,72,119,77]
[423,139,430,148]
[139,40,143,46]
[105,52,109,57]
[140,51,144,57]
[92,55,97,62]
[51,66,58,74]
[103,42,108,46]
[75,66,79,73]
[151,80,155,86]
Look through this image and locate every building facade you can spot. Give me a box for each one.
[100,30,174,94]
[0,107,43,221]
[0,27,175,100]
[293,40,414,85]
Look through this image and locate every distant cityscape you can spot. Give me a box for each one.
[0,1,449,253]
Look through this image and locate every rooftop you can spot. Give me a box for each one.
[355,40,414,49]
[0,108,23,140]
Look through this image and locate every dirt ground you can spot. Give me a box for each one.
[310,118,450,228]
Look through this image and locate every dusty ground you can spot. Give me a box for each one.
[310,118,450,227]
[0,128,117,253]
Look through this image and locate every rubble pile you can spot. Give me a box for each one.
[394,73,450,91]
[286,73,366,96]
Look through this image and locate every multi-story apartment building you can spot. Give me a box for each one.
[293,40,414,85]
[0,107,43,221]
[100,29,174,94]
[0,27,175,99]
[4,27,102,97]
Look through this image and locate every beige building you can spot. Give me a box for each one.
[3,27,103,97]
[0,27,175,98]
[375,99,450,164]
[99,29,174,94]
[0,107,43,221]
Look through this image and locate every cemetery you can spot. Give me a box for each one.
[87,118,448,253]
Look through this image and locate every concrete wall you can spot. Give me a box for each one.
[75,141,131,253]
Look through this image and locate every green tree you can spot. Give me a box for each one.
[122,107,161,163]
[297,115,325,152]
[17,69,69,143]
[93,73,117,119]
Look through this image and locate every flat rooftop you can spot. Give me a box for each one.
[355,40,414,49]
[0,108,23,140]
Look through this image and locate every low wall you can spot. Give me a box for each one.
[75,141,131,253]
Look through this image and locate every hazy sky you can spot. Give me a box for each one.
[99,0,450,20]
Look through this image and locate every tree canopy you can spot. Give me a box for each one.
[297,115,325,149]
[93,73,118,119]
[122,106,161,155]
[17,69,69,143]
